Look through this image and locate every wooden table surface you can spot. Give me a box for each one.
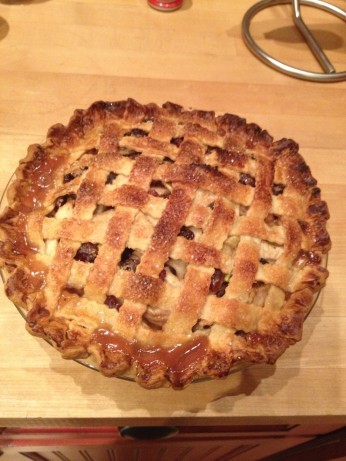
[0,0,345,427]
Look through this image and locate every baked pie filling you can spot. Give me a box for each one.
[0,99,330,389]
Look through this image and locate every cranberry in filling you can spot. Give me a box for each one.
[106,171,118,185]
[170,136,184,147]
[239,173,256,187]
[235,330,246,338]
[272,183,285,195]
[65,286,84,297]
[84,148,98,155]
[74,242,99,263]
[205,145,215,155]
[63,173,75,183]
[123,128,148,137]
[163,156,174,164]
[159,269,166,281]
[105,295,123,310]
[260,258,269,265]
[178,226,195,240]
[209,269,228,297]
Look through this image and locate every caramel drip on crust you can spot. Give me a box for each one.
[0,210,37,257]
[1,146,66,300]
[5,261,46,305]
[1,145,65,255]
[0,211,47,303]
[91,329,209,388]
[17,145,67,211]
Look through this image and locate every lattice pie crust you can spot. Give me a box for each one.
[0,99,330,389]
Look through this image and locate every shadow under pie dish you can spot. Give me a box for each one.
[0,99,331,390]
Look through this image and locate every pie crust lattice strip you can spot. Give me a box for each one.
[0,99,331,389]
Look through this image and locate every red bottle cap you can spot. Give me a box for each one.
[148,0,183,12]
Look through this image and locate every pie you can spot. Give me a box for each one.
[0,99,331,389]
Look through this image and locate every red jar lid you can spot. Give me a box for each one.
[148,0,183,11]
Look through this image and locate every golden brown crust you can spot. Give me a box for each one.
[0,98,331,389]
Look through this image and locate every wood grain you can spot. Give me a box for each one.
[0,0,345,425]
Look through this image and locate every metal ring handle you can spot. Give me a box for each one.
[242,0,346,82]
